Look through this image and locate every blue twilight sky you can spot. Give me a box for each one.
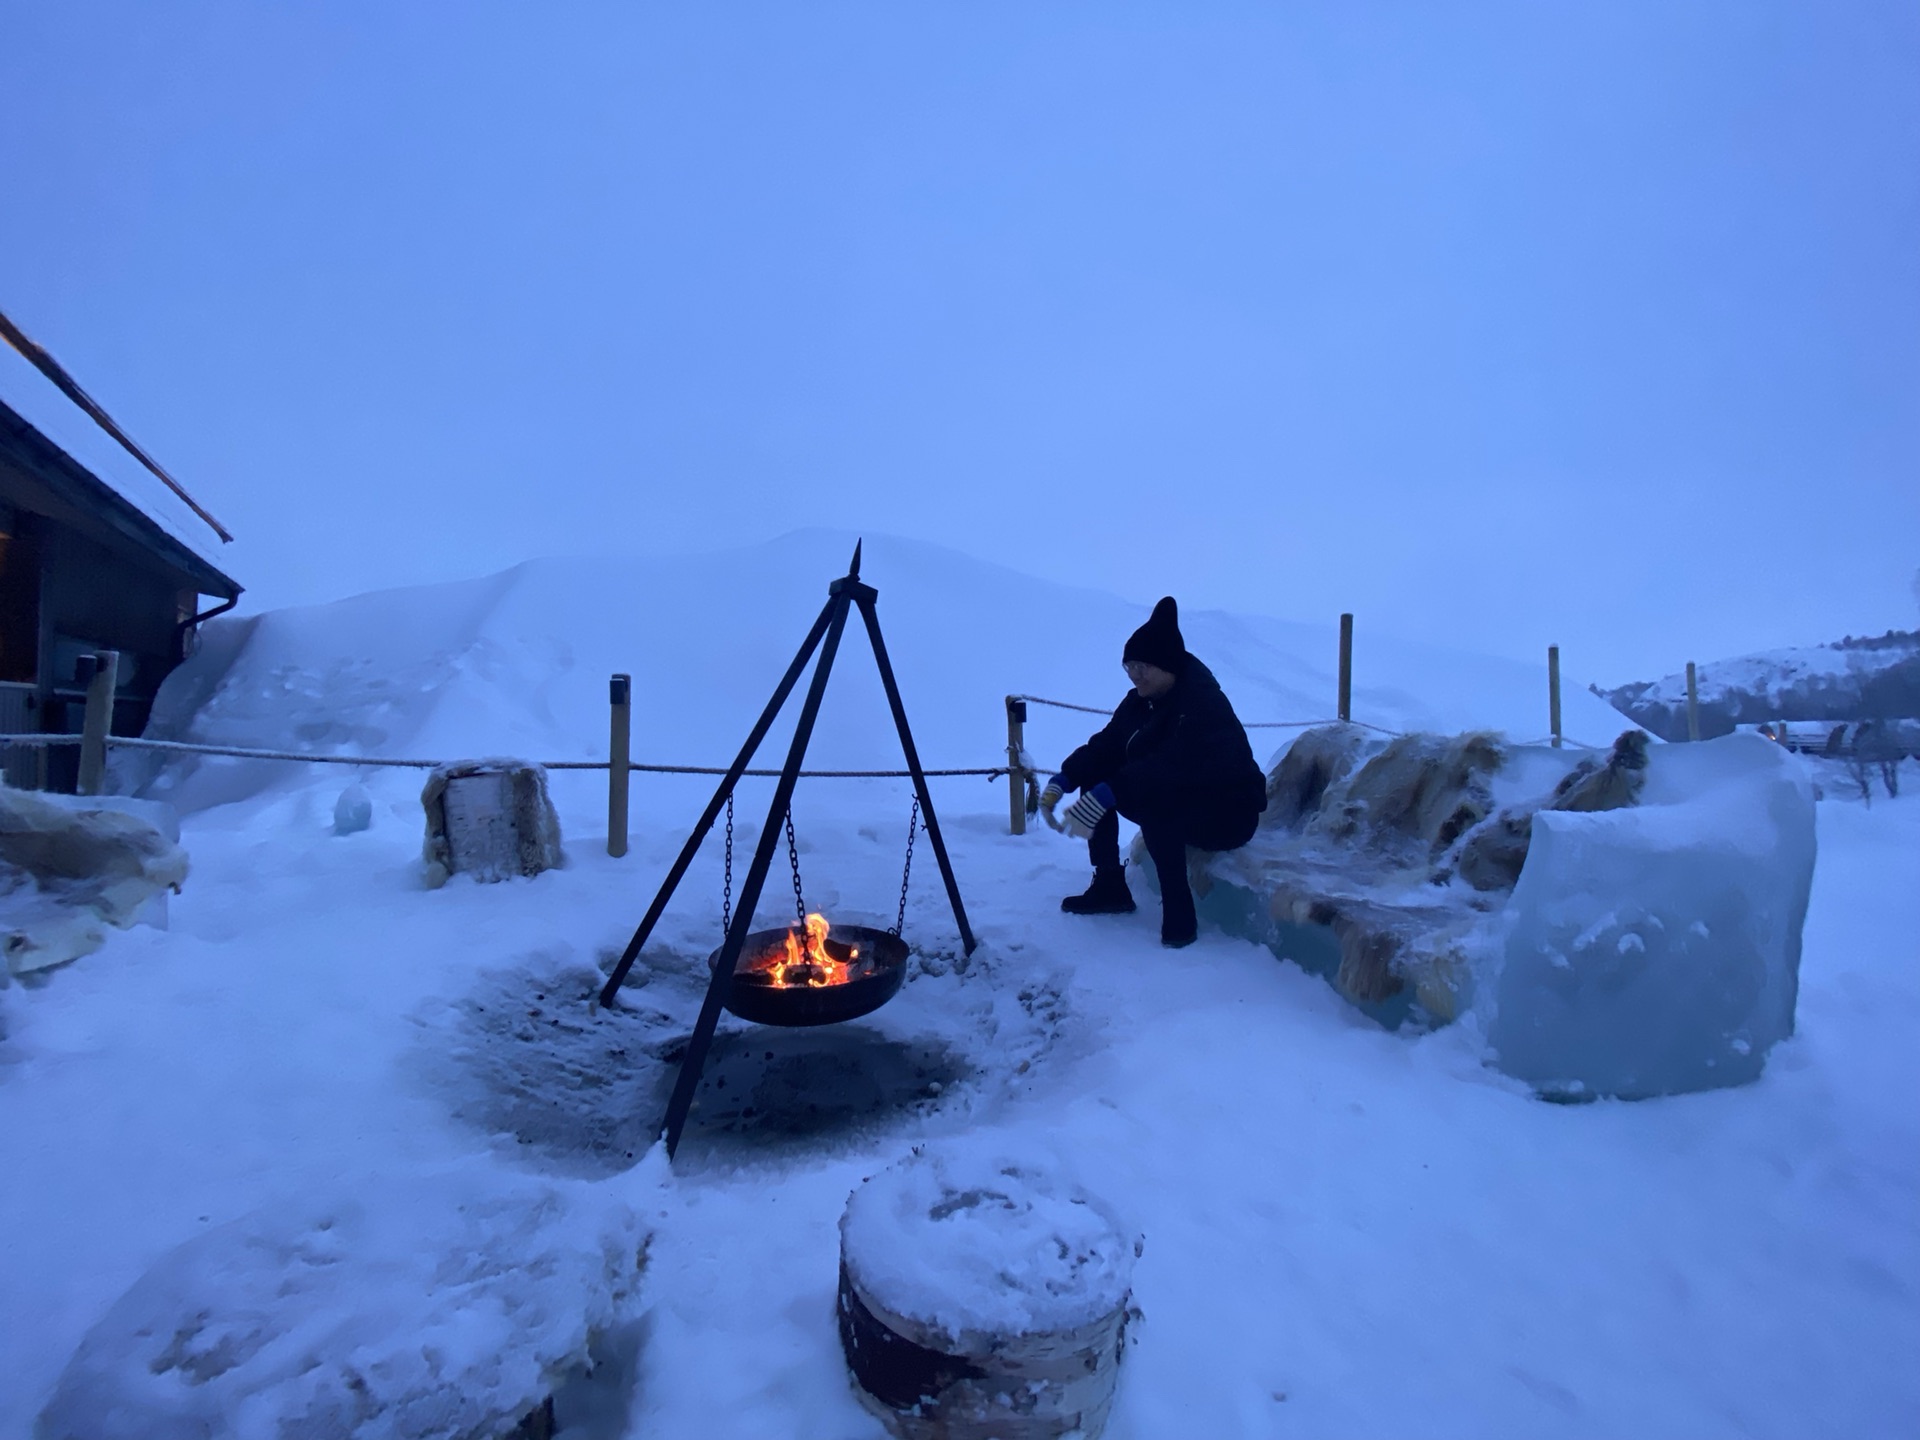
[3,2,1916,684]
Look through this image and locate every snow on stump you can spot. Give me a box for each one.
[421,760,563,887]
[837,1149,1140,1440]
[36,1172,649,1440]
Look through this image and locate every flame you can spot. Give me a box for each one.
[755,912,853,988]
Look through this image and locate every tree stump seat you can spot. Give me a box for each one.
[837,1149,1139,1440]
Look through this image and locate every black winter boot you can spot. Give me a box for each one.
[1159,883,1198,948]
[1061,866,1136,915]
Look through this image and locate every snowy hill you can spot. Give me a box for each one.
[135,529,1632,815]
[1597,631,1920,741]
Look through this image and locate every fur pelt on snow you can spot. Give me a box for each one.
[1448,731,1649,893]
[420,760,564,887]
[1262,723,1371,831]
[0,787,188,976]
[1219,725,1652,1014]
[1314,730,1508,858]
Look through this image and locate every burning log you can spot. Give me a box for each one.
[837,1149,1139,1440]
[713,920,908,1027]
[750,913,858,988]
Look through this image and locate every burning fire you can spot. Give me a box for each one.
[752,912,860,988]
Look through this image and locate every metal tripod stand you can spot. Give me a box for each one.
[597,542,977,1158]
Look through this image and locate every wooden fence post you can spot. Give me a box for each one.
[607,673,631,857]
[1337,614,1353,723]
[1548,645,1562,748]
[1005,696,1027,836]
[1685,662,1700,742]
[76,649,119,796]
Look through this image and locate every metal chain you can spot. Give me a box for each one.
[784,808,808,926]
[721,791,734,934]
[892,797,921,937]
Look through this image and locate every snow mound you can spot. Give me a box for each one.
[131,531,1631,814]
[840,1148,1137,1346]
[36,1171,650,1440]
[1485,733,1817,1099]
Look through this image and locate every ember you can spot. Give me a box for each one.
[750,913,866,989]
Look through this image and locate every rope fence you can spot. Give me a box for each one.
[2,709,1606,788]
[1,698,1413,782]
[7,614,1601,855]
[1514,734,1609,752]
[1011,694,1403,736]
[0,733,1013,782]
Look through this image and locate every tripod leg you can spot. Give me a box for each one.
[598,596,837,1007]
[855,596,977,955]
[661,595,854,1158]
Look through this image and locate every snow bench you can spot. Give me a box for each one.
[1139,727,1817,1099]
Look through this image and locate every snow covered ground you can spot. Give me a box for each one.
[3,538,1916,1438]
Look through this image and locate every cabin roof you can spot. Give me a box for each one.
[0,321,240,600]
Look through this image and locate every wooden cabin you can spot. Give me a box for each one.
[0,322,240,790]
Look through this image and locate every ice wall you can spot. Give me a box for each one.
[1485,734,1816,1099]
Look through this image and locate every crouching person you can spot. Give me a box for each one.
[1041,597,1266,947]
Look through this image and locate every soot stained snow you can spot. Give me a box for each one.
[414,941,1073,1177]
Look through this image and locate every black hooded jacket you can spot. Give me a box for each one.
[1057,655,1267,827]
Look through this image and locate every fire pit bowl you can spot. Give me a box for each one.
[710,923,909,1028]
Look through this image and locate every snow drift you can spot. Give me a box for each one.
[125,531,1630,816]
[36,1170,650,1440]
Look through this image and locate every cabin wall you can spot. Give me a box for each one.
[0,508,190,790]
[40,521,182,693]
[0,393,239,791]
[0,498,38,684]
[1,498,43,786]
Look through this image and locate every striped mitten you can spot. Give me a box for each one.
[1062,783,1114,839]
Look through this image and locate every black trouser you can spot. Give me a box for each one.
[1088,795,1258,932]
